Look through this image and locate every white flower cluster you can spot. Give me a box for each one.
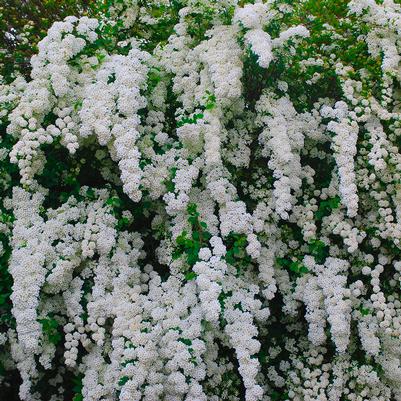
[193,255,226,323]
[80,46,149,202]
[322,101,359,217]
[7,17,99,185]
[234,2,309,69]
[256,95,304,219]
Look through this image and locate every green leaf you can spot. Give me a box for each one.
[86,188,96,200]
[106,196,122,208]
[185,271,197,281]
[38,316,62,345]
[308,239,328,263]
[172,249,183,260]
[0,293,9,305]
[360,307,372,316]
[188,215,198,225]
[121,359,136,367]
[49,332,62,345]
[118,376,129,386]
[176,231,188,246]
[178,338,192,346]
[73,100,83,111]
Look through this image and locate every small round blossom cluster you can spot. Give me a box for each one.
[1,0,401,400]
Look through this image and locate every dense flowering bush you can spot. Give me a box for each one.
[1,0,401,400]
[0,0,96,79]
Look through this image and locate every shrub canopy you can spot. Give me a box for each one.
[1,1,401,400]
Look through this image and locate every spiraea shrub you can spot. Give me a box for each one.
[1,1,401,400]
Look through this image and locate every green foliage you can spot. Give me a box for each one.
[163,167,178,192]
[147,67,162,92]
[173,203,211,271]
[0,227,14,329]
[121,359,136,367]
[185,271,197,281]
[0,0,97,80]
[315,196,341,221]
[308,239,329,264]
[271,390,289,401]
[38,315,62,345]
[359,306,372,316]
[174,211,254,278]
[202,91,216,110]
[177,112,204,128]
[72,374,84,401]
[276,257,309,276]
[178,337,192,346]
[0,137,17,333]
[106,195,133,230]
[217,290,232,328]
[225,233,251,276]
[118,376,129,386]
[106,196,123,209]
